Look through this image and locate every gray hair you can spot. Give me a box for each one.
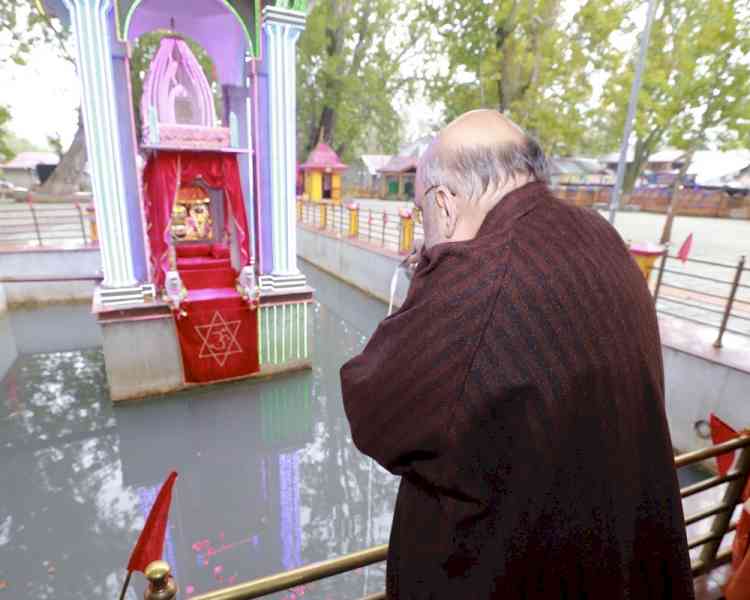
[419,136,549,202]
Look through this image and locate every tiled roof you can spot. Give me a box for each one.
[361,154,392,175]
[2,152,59,170]
[300,142,347,170]
[378,155,418,174]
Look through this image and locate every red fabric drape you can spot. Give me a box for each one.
[174,296,259,383]
[143,151,250,287]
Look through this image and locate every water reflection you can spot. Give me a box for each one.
[0,261,399,600]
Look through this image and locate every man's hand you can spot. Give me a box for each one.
[400,240,424,280]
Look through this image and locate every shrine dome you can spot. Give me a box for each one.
[300,142,347,172]
[140,36,230,149]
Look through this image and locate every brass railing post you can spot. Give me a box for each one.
[347,203,359,238]
[144,560,177,600]
[714,255,745,348]
[698,439,750,572]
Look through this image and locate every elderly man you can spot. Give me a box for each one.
[340,110,693,599]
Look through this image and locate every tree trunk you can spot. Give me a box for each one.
[38,116,87,197]
[659,151,694,245]
[623,138,648,195]
[312,106,337,150]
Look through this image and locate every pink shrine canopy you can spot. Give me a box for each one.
[300,142,347,172]
[142,37,216,129]
[127,0,249,86]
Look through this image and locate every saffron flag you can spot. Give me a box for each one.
[127,471,178,573]
[727,470,750,599]
[677,233,693,263]
[710,413,739,476]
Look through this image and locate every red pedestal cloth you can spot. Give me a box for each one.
[175,293,260,383]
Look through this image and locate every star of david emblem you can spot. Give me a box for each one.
[195,311,243,367]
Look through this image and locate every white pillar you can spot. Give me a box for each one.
[261,6,307,292]
[62,0,138,290]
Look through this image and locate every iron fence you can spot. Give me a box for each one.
[297,201,749,345]
[0,197,96,249]
[652,251,749,346]
[298,201,423,256]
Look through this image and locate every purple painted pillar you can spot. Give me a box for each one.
[108,11,147,282]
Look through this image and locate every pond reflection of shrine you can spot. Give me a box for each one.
[39,0,313,401]
[116,373,314,598]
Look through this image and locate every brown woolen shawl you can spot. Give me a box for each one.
[341,182,693,599]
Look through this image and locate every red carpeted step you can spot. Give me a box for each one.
[181,267,236,290]
[177,256,232,271]
[186,287,241,304]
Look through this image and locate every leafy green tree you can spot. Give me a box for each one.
[600,0,750,242]
[0,1,87,195]
[419,0,635,155]
[296,0,428,161]
[0,105,12,160]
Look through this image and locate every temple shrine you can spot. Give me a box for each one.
[300,141,347,203]
[40,0,312,401]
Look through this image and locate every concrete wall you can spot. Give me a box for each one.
[0,248,101,306]
[664,346,750,454]
[101,314,184,402]
[0,312,18,381]
[298,225,750,455]
[297,226,408,307]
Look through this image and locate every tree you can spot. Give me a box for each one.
[419,0,635,156]
[0,1,88,196]
[296,0,428,161]
[0,105,12,160]
[600,0,750,242]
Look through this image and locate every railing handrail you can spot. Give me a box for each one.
[189,544,388,600]
[174,438,750,600]
[0,196,95,249]
[674,434,750,467]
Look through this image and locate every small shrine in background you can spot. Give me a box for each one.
[40,0,313,401]
[300,142,347,203]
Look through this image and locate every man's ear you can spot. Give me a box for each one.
[435,188,458,239]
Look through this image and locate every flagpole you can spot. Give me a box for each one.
[118,571,132,600]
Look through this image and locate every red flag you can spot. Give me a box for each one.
[127,471,178,573]
[710,413,738,476]
[677,233,693,263]
[726,481,750,599]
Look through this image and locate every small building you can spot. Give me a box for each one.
[340,154,391,198]
[0,152,59,189]
[378,155,418,200]
[300,142,347,203]
[689,150,750,190]
[549,157,611,186]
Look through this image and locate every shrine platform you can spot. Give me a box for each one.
[95,285,313,402]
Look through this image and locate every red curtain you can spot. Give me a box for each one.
[174,296,260,383]
[143,151,251,287]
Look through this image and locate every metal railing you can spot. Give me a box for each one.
[0,196,96,249]
[144,437,750,600]
[652,251,749,346]
[298,201,423,256]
